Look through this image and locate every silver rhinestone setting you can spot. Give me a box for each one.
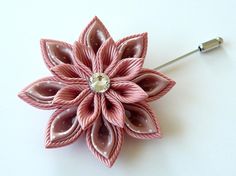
[89,73,110,93]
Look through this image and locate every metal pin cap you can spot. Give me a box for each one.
[198,37,223,53]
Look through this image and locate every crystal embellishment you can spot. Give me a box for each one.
[89,73,110,93]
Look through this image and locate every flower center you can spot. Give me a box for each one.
[89,73,110,93]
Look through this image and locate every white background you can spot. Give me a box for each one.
[0,0,236,175]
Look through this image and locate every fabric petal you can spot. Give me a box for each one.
[53,86,90,106]
[109,58,144,81]
[96,38,119,74]
[86,116,124,167]
[45,106,83,148]
[50,64,89,84]
[73,41,95,71]
[18,77,65,109]
[40,39,74,69]
[124,101,161,139]
[109,81,148,103]
[116,33,148,59]
[133,69,176,101]
[101,93,125,127]
[77,93,101,130]
[79,16,110,54]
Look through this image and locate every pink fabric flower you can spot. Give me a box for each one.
[18,16,175,167]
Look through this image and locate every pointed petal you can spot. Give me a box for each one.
[101,93,125,127]
[45,106,83,148]
[73,41,95,71]
[53,86,90,106]
[79,16,110,54]
[133,69,176,101]
[18,77,65,109]
[86,117,124,167]
[109,81,148,103]
[116,33,148,59]
[109,58,144,81]
[40,39,74,69]
[124,101,161,139]
[77,93,101,130]
[50,64,90,83]
[96,38,119,73]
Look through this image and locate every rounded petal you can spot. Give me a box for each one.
[116,33,148,59]
[77,93,101,130]
[50,64,90,83]
[40,39,75,69]
[109,81,148,103]
[86,117,124,167]
[101,93,125,127]
[45,107,83,148]
[18,77,65,109]
[79,16,110,54]
[97,38,119,73]
[53,86,90,106]
[133,69,176,101]
[73,41,95,71]
[124,101,161,139]
[109,58,144,81]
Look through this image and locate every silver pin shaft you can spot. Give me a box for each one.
[154,37,223,70]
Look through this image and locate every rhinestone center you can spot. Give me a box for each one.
[89,73,110,93]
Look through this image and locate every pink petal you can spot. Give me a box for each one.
[116,33,148,59]
[124,101,161,139]
[53,86,90,106]
[77,93,101,130]
[109,58,144,81]
[73,41,95,71]
[101,93,125,127]
[109,81,148,103]
[50,64,90,84]
[86,116,124,167]
[18,77,65,109]
[79,16,110,54]
[45,106,83,148]
[133,69,176,101]
[96,38,119,73]
[40,39,74,69]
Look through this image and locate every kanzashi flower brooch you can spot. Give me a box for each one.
[18,16,223,167]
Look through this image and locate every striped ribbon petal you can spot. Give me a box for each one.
[109,81,148,103]
[116,33,148,59]
[86,116,124,167]
[101,92,125,128]
[108,58,144,81]
[73,41,95,72]
[96,38,119,74]
[77,93,101,130]
[53,86,90,106]
[45,106,83,148]
[124,101,161,139]
[40,39,75,69]
[50,64,90,84]
[18,76,65,109]
[79,16,110,54]
[133,68,176,102]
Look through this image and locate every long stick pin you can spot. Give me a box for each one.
[154,37,223,70]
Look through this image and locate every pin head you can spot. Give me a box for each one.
[198,37,223,53]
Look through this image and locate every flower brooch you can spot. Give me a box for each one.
[18,16,175,167]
